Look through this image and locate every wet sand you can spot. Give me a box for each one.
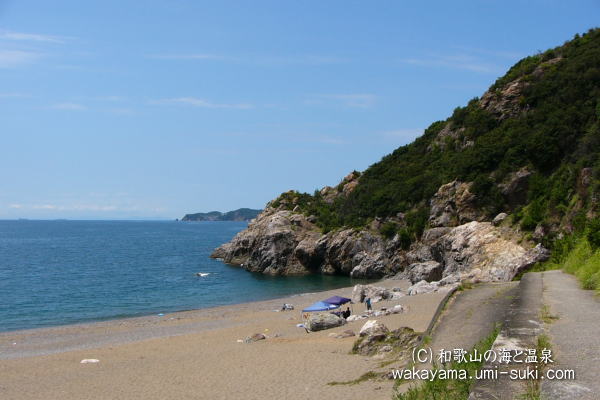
[0,279,450,400]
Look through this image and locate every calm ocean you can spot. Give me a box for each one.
[0,220,356,332]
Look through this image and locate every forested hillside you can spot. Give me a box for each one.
[272,28,600,248]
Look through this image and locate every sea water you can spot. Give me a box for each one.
[0,220,357,332]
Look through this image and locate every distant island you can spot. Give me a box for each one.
[181,208,262,222]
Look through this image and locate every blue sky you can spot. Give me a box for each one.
[1,1,598,219]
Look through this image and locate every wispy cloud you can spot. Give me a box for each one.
[0,30,65,44]
[152,97,253,109]
[400,54,502,74]
[306,93,376,109]
[148,53,347,66]
[50,102,87,111]
[0,50,42,68]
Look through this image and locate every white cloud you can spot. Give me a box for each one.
[50,102,87,111]
[0,50,42,68]
[306,93,376,108]
[0,30,65,43]
[8,203,23,209]
[152,97,253,109]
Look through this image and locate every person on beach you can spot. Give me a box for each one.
[365,297,372,311]
[342,307,351,319]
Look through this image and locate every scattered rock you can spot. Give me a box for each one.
[499,167,532,207]
[247,333,266,342]
[306,313,346,332]
[346,314,367,322]
[391,305,406,314]
[407,280,439,295]
[492,213,508,226]
[351,284,392,303]
[359,320,389,337]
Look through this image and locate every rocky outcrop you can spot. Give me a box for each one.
[429,181,484,227]
[408,222,550,282]
[404,261,443,284]
[306,313,346,332]
[479,78,530,120]
[212,179,549,282]
[211,207,399,277]
[499,167,532,207]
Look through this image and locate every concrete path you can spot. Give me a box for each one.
[541,270,600,399]
[396,282,518,394]
[469,272,545,400]
[428,282,519,355]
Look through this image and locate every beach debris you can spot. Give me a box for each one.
[335,330,356,339]
[80,359,100,364]
[196,272,210,277]
[157,313,165,316]
[306,313,346,332]
[296,323,305,328]
[346,314,367,322]
[391,305,406,314]
[245,333,266,343]
[281,303,294,311]
[236,339,244,343]
[359,320,389,337]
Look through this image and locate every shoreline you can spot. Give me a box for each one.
[0,278,451,400]
[0,278,396,360]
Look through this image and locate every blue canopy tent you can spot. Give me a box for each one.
[322,295,351,306]
[302,301,340,312]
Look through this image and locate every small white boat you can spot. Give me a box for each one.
[196,272,210,277]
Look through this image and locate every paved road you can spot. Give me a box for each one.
[541,270,600,399]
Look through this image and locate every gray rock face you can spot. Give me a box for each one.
[212,180,550,282]
[421,222,550,282]
[429,181,484,228]
[306,313,346,332]
[211,207,398,277]
[405,261,443,284]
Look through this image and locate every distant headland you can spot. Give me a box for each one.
[181,208,262,222]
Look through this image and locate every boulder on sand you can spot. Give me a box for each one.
[306,313,346,332]
[351,284,392,303]
[359,320,389,337]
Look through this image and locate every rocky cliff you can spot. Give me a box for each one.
[211,179,550,282]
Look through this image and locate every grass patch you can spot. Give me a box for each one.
[327,371,379,386]
[561,239,600,291]
[457,282,474,291]
[540,304,559,323]
[393,324,500,400]
[519,334,552,400]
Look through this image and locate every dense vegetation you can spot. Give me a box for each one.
[273,29,600,244]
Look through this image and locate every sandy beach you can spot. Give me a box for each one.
[0,279,450,400]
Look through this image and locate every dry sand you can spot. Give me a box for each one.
[0,279,449,400]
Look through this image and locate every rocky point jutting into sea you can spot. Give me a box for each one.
[212,29,600,286]
[211,174,551,284]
